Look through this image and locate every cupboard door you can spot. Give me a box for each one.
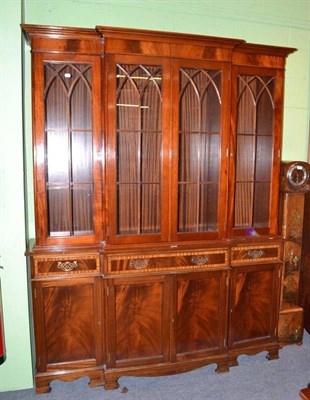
[172,270,229,361]
[32,53,103,245]
[171,60,230,241]
[33,277,103,371]
[230,66,283,236]
[229,263,281,348]
[106,54,170,244]
[106,275,170,367]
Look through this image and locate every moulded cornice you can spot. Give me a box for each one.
[95,25,245,49]
[21,23,297,58]
[21,24,100,45]
[236,42,297,57]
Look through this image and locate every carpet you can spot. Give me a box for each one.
[2,331,310,400]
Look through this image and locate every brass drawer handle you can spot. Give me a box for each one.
[57,261,78,272]
[191,255,209,265]
[287,248,300,267]
[247,250,265,259]
[129,258,150,270]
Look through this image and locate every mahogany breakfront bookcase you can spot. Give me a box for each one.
[21,24,296,394]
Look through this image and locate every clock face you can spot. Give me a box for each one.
[287,163,309,189]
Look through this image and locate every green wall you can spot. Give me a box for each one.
[0,0,33,392]
[1,0,309,392]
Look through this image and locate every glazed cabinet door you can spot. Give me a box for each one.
[228,263,281,349]
[32,277,103,374]
[229,66,284,236]
[105,54,171,244]
[32,53,103,246]
[171,59,230,241]
[105,55,231,244]
[171,270,229,361]
[106,275,170,368]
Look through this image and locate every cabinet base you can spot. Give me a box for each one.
[228,341,280,366]
[104,344,280,391]
[104,354,231,390]
[35,367,104,394]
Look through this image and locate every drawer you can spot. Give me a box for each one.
[105,249,229,275]
[231,243,282,265]
[32,254,100,277]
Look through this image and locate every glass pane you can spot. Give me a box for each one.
[235,135,255,182]
[178,68,221,233]
[45,65,67,130]
[47,186,71,236]
[255,136,272,181]
[44,62,94,237]
[141,184,160,233]
[200,133,220,182]
[117,184,139,234]
[71,131,93,183]
[70,65,92,130]
[117,69,140,131]
[141,132,161,182]
[236,77,256,135]
[179,133,200,182]
[117,131,139,183]
[141,75,162,132]
[201,73,221,133]
[178,183,199,232]
[256,78,274,135]
[234,74,275,229]
[253,182,270,227]
[199,183,218,231]
[72,184,94,234]
[179,78,199,132]
[46,131,69,183]
[116,64,162,235]
[234,182,254,228]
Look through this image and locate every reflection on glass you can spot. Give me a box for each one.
[178,68,221,233]
[116,64,162,235]
[44,63,94,236]
[234,75,275,228]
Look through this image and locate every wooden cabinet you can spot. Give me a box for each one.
[24,28,104,247]
[29,251,104,393]
[171,59,230,240]
[229,242,282,362]
[21,24,296,393]
[105,53,231,243]
[229,263,281,354]
[229,64,284,236]
[33,278,102,365]
[105,54,170,244]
